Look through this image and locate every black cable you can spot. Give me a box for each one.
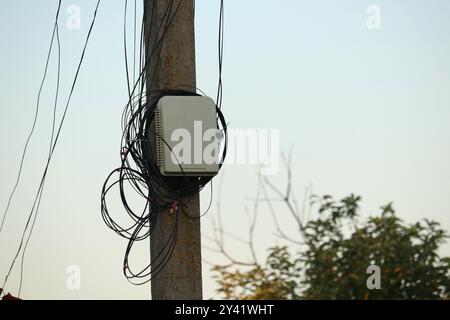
[0,0,62,235]
[133,0,137,87]
[217,0,224,110]
[18,16,62,299]
[124,0,133,102]
[1,0,101,296]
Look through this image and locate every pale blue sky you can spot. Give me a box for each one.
[0,0,449,299]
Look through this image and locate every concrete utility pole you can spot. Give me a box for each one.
[143,0,202,300]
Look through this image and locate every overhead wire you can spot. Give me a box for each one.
[1,0,101,297]
[0,0,62,235]
[217,0,224,110]
[18,14,62,298]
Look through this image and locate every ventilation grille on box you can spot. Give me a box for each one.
[154,106,164,169]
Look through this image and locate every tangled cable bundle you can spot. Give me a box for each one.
[101,0,226,285]
[101,89,227,284]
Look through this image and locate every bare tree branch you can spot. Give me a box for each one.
[205,172,260,268]
[206,150,313,269]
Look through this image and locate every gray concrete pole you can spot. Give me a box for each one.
[143,0,202,300]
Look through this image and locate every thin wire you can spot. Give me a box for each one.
[2,0,101,295]
[0,0,62,235]
[216,0,224,110]
[17,19,61,299]
[124,0,132,101]
[133,0,137,87]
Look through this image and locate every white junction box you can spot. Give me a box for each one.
[154,95,222,176]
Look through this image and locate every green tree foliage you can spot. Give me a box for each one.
[214,195,450,300]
